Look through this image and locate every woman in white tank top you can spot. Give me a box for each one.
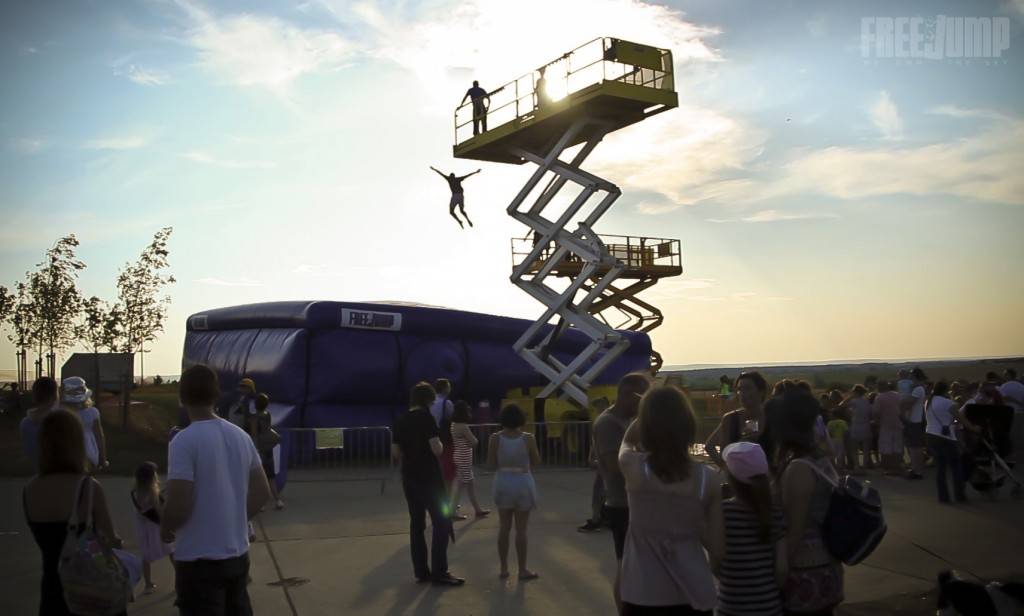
[487,404,541,580]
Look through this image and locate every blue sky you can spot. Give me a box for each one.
[1,0,1023,376]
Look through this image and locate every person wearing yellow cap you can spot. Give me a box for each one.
[224,377,257,429]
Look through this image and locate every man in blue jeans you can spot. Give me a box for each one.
[392,382,464,587]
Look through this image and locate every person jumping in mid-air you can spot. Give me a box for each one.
[430,166,480,229]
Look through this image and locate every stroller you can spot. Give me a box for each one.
[962,404,1023,500]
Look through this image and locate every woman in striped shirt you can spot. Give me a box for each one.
[716,441,787,616]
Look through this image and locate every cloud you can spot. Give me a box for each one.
[708,210,840,223]
[927,105,1008,121]
[82,135,151,150]
[196,277,262,287]
[10,138,47,154]
[116,64,168,86]
[347,0,718,74]
[182,151,276,169]
[672,278,715,289]
[870,90,903,140]
[681,291,791,304]
[761,111,1024,205]
[591,105,766,214]
[292,263,343,277]
[176,0,353,91]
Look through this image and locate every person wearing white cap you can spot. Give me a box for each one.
[717,442,786,616]
[61,376,107,471]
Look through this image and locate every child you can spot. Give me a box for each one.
[131,461,174,594]
[61,376,107,471]
[716,442,786,616]
[826,409,849,473]
[247,394,284,510]
[449,401,490,521]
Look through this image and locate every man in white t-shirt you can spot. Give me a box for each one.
[901,367,928,479]
[161,365,271,615]
[999,369,1024,412]
[999,369,1024,456]
[429,378,455,427]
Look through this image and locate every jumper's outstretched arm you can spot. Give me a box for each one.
[458,169,482,181]
[430,166,447,179]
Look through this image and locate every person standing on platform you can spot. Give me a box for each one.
[460,80,490,135]
[430,166,480,229]
[392,382,464,587]
[593,372,651,613]
[535,66,552,109]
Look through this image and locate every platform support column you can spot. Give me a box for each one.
[504,118,631,408]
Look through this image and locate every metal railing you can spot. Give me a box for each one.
[282,418,715,486]
[511,234,682,276]
[454,37,674,146]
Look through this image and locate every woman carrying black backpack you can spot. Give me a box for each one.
[772,391,844,616]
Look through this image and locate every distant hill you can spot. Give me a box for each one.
[660,357,1024,391]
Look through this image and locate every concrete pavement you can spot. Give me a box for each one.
[2,467,1022,615]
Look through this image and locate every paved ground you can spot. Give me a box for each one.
[3,466,1023,615]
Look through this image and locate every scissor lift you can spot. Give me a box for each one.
[453,37,682,407]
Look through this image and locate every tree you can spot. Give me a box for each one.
[7,282,43,387]
[0,286,13,326]
[79,296,116,354]
[28,235,85,376]
[112,227,175,383]
[79,296,116,391]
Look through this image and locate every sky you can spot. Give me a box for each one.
[1,0,1023,377]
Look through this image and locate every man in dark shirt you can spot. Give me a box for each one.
[392,382,464,586]
[460,80,489,135]
[593,372,650,613]
[430,166,480,229]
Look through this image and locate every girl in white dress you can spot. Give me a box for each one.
[61,376,107,471]
[131,462,174,593]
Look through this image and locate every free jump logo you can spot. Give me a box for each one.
[861,16,1010,62]
[340,308,402,331]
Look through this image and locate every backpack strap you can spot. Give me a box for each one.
[697,464,706,500]
[790,457,839,488]
[67,476,85,530]
[729,411,743,444]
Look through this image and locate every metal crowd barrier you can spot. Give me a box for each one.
[282,418,718,488]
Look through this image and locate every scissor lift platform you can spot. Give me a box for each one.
[453,38,678,164]
[452,38,682,406]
